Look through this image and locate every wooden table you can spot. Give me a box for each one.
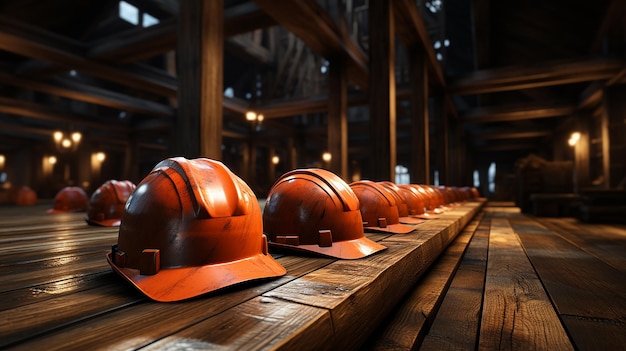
[0,200,483,350]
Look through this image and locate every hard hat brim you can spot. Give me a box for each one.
[269,236,387,259]
[106,252,286,302]
[414,212,441,220]
[364,222,414,234]
[399,216,424,225]
[85,217,121,227]
[46,208,85,214]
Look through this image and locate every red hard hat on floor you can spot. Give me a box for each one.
[15,186,37,206]
[263,168,387,259]
[106,157,286,302]
[85,180,136,227]
[48,186,88,213]
[350,180,414,234]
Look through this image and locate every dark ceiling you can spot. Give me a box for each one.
[0,0,624,177]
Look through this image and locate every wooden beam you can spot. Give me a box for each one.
[176,0,224,159]
[590,0,625,53]
[0,16,176,98]
[450,59,623,95]
[328,55,348,181]
[462,104,577,124]
[0,72,175,118]
[409,45,430,184]
[368,0,396,181]
[475,143,538,152]
[252,0,368,90]
[0,97,128,132]
[474,131,552,140]
[393,0,445,88]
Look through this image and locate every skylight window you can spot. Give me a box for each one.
[119,1,139,25]
[143,13,159,27]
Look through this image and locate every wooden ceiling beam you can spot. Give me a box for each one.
[474,143,538,152]
[450,58,623,95]
[462,103,576,123]
[0,97,129,132]
[0,72,175,118]
[252,0,369,90]
[474,130,552,140]
[0,16,176,97]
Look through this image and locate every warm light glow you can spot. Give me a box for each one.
[246,111,257,121]
[53,131,63,142]
[322,152,332,162]
[568,132,581,146]
[271,155,280,165]
[0,154,4,168]
[257,114,264,122]
[61,138,72,148]
[95,152,106,162]
[71,132,82,143]
[48,156,57,165]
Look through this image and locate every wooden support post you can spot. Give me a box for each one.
[603,85,626,188]
[574,112,591,191]
[287,136,298,170]
[176,0,224,159]
[434,94,449,185]
[409,45,429,184]
[123,134,140,183]
[268,147,277,185]
[368,0,396,181]
[328,55,348,181]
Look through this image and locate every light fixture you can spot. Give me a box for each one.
[245,110,265,130]
[48,156,57,165]
[0,154,5,168]
[246,111,257,121]
[568,132,580,146]
[53,130,82,152]
[271,155,280,165]
[95,152,106,162]
[322,152,332,162]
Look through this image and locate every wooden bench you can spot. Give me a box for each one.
[0,200,484,350]
[368,204,626,350]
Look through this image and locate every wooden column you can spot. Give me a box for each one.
[603,84,626,188]
[123,134,139,183]
[287,136,298,170]
[434,94,449,185]
[409,45,429,184]
[176,0,223,159]
[368,0,396,181]
[574,112,591,191]
[328,55,348,180]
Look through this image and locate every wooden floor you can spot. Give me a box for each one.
[2,200,625,350]
[368,202,626,351]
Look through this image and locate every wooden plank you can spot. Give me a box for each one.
[462,104,576,124]
[142,297,333,351]
[478,217,574,350]
[264,202,483,350]
[2,254,334,350]
[509,216,626,349]
[368,212,484,350]
[536,217,626,274]
[409,45,430,184]
[418,214,491,351]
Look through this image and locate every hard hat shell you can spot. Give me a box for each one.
[397,184,426,215]
[15,186,37,206]
[263,168,386,259]
[47,186,89,213]
[106,157,286,302]
[470,187,480,199]
[349,180,414,234]
[85,180,136,226]
[377,181,423,225]
[411,185,442,218]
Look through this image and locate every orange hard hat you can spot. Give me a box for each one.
[15,186,37,206]
[377,181,423,225]
[349,180,414,234]
[470,187,480,199]
[106,157,286,302]
[397,184,426,215]
[85,180,136,227]
[48,186,88,213]
[411,185,442,217]
[263,168,386,259]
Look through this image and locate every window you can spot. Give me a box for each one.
[473,170,480,187]
[488,162,496,193]
[143,13,159,27]
[434,170,439,186]
[119,1,139,25]
[395,165,410,184]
